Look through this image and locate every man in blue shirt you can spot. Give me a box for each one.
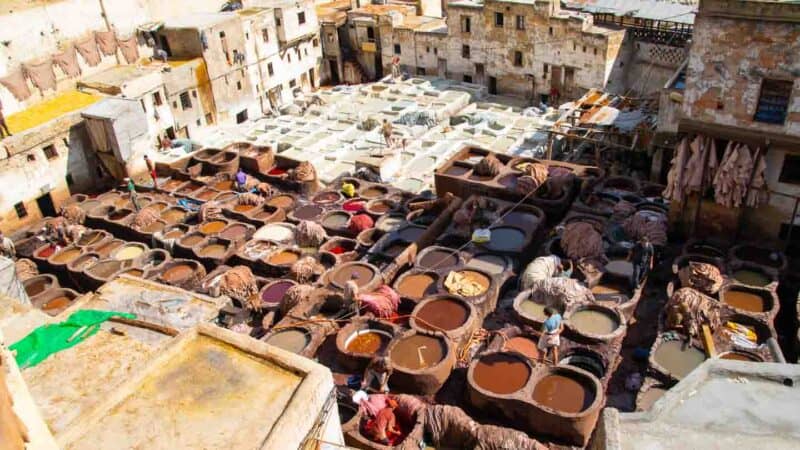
[235,168,248,192]
[537,306,563,364]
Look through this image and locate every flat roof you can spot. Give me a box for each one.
[564,0,696,24]
[163,12,237,29]
[5,90,101,135]
[77,65,162,94]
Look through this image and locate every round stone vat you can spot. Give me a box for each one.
[469,352,532,397]
[23,274,59,299]
[564,304,626,343]
[46,245,83,271]
[559,349,608,380]
[729,244,787,272]
[31,287,80,316]
[729,262,777,289]
[327,261,381,291]
[650,337,707,381]
[414,246,460,271]
[312,190,343,205]
[110,243,148,262]
[320,237,359,263]
[335,319,397,372]
[135,249,170,271]
[386,330,455,395]
[156,259,206,290]
[264,327,312,355]
[358,184,389,200]
[393,271,439,302]
[718,350,763,362]
[89,238,124,258]
[258,279,297,311]
[83,259,125,290]
[409,295,477,344]
[719,284,774,316]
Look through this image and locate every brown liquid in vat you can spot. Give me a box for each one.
[268,195,294,209]
[346,332,390,354]
[720,352,759,362]
[268,250,299,265]
[390,334,445,370]
[293,205,323,220]
[233,204,255,212]
[533,374,595,413]
[415,298,468,331]
[199,221,226,234]
[418,249,458,269]
[43,296,71,311]
[473,354,530,395]
[180,235,204,246]
[52,248,81,264]
[332,264,374,287]
[162,264,193,282]
[199,244,227,258]
[396,273,436,300]
[504,336,539,359]
[723,290,766,312]
[25,278,50,296]
[361,187,385,199]
[214,180,234,190]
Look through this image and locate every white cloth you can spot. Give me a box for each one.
[520,255,561,291]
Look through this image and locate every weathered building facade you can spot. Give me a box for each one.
[660,0,800,244]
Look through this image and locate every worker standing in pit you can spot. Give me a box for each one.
[370,398,401,445]
[629,236,654,290]
[537,307,563,364]
[144,154,158,190]
[361,356,392,393]
[235,168,248,192]
[126,178,140,211]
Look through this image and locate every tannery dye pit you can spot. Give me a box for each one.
[532,374,595,414]
[472,353,531,395]
[390,334,445,370]
[345,330,391,354]
[414,298,469,332]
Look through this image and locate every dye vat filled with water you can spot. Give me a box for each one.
[417,247,459,269]
[265,329,309,354]
[390,334,446,370]
[486,226,526,252]
[330,262,377,289]
[517,298,547,321]
[722,288,768,313]
[267,249,299,266]
[345,330,392,354]
[472,353,531,395]
[532,373,596,414]
[395,273,437,300]
[732,269,771,287]
[568,307,621,336]
[412,297,469,332]
[652,340,707,379]
[503,336,539,359]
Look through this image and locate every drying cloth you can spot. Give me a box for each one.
[198,202,223,222]
[218,266,258,303]
[281,284,315,315]
[116,35,139,64]
[713,142,754,208]
[519,255,561,291]
[746,150,767,208]
[357,285,400,318]
[290,256,323,283]
[290,161,317,182]
[444,271,486,297]
[527,277,594,312]
[60,204,86,225]
[562,222,604,260]
[0,68,32,101]
[348,214,374,234]
[425,405,545,450]
[10,309,136,368]
[623,211,667,246]
[24,60,57,92]
[15,258,38,281]
[678,262,723,295]
[238,192,262,206]
[131,206,160,230]
[664,287,721,338]
[75,35,101,66]
[52,46,81,77]
[663,137,688,201]
[95,30,118,56]
[296,220,327,247]
[474,154,502,177]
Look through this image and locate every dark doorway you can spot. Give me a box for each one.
[475,63,484,85]
[308,68,315,88]
[36,193,56,218]
[236,109,249,124]
[329,59,340,84]
[488,76,497,95]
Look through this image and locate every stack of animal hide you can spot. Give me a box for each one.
[15,259,38,281]
[290,161,317,182]
[623,211,668,245]
[199,201,223,222]
[296,220,327,247]
[290,256,324,283]
[562,222,604,260]
[60,204,86,225]
[238,193,262,206]
[218,266,259,305]
[678,262,723,295]
[526,277,595,312]
[664,287,722,338]
[131,206,160,230]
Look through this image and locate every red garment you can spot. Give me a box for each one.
[372,407,397,437]
[348,214,373,233]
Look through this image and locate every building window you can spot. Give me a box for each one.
[237,81,242,90]
[42,144,58,160]
[192,90,197,98]
[462,16,471,33]
[434,48,438,55]
[14,202,27,218]
[276,17,281,26]
[236,109,248,124]
[287,53,291,62]
[367,27,375,41]
[394,44,401,54]
[549,26,553,35]
[426,46,430,53]
[583,46,587,53]
[513,51,523,67]
[180,91,192,110]
[205,113,214,124]
[268,62,274,76]
[779,154,800,185]
[196,119,202,126]
[313,38,319,47]
[153,91,162,106]
[565,67,575,86]
[516,15,524,30]
[573,42,577,51]
[594,48,598,55]
[66,174,74,186]
[262,28,269,42]
[417,67,426,76]
[172,100,178,108]
[245,32,249,40]
[494,12,504,27]
[26,153,36,162]
[755,78,793,125]
[462,45,470,59]
[298,11,306,25]
[289,79,296,88]
[327,33,335,43]
[463,74,473,83]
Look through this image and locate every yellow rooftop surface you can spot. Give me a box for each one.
[6,90,101,134]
